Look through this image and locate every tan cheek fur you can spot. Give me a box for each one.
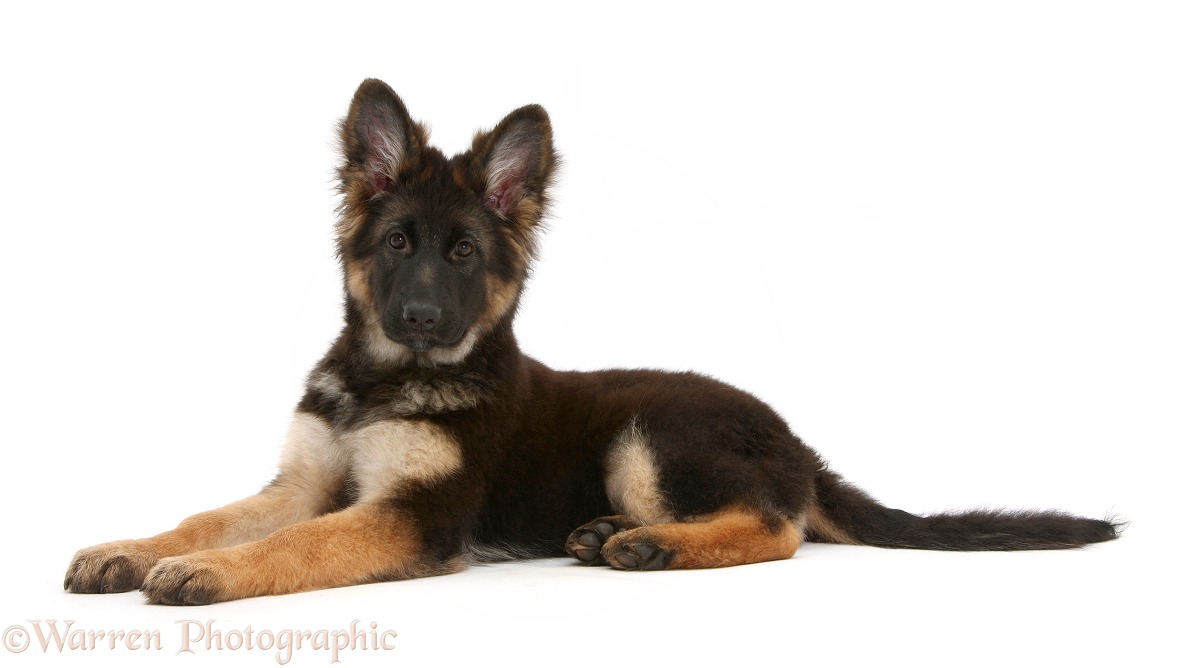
[483,276,520,328]
[344,256,375,308]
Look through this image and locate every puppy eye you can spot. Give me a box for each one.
[454,240,475,258]
[388,232,408,250]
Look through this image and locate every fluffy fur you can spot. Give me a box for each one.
[64,80,1120,605]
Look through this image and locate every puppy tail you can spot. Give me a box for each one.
[805,468,1123,551]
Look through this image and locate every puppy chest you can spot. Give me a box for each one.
[339,419,463,502]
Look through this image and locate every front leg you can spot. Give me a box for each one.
[141,501,459,605]
[64,482,333,594]
[65,412,344,594]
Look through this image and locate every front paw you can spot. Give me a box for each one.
[141,555,231,606]
[65,540,159,594]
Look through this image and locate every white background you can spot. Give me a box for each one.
[1,2,1173,666]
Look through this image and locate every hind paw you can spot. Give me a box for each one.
[565,516,642,566]
[601,531,675,571]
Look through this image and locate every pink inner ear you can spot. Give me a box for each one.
[485,184,523,215]
[485,146,530,215]
[364,119,403,194]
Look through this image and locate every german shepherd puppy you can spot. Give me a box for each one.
[65,80,1119,605]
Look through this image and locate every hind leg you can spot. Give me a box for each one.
[564,508,802,571]
[575,410,815,571]
[599,507,803,571]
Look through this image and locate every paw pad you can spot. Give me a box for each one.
[566,521,620,565]
[605,540,673,571]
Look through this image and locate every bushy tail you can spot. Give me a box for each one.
[807,469,1122,551]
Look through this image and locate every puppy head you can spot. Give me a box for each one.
[336,79,557,366]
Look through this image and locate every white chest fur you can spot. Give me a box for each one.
[342,419,463,501]
[279,412,463,504]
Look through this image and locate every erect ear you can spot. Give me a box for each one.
[339,79,424,194]
[472,105,557,222]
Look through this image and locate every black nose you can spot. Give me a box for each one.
[402,303,442,332]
